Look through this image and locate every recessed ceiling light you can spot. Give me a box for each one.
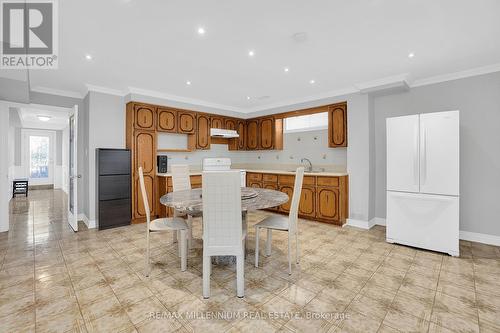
[85,54,92,61]
[246,96,251,100]
[408,52,415,58]
[248,50,255,57]
[309,79,315,84]
[37,115,51,122]
[186,81,191,85]
[197,27,205,35]
[284,67,289,72]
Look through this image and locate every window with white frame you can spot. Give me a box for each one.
[283,112,328,133]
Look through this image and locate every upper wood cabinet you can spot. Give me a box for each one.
[328,103,347,147]
[225,118,236,130]
[196,114,211,149]
[178,111,195,134]
[259,117,274,149]
[134,104,156,130]
[157,108,177,132]
[246,120,259,150]
[210,116,224,129]
[237,120,246,150]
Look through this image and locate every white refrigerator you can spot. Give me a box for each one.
[386,111,459,256]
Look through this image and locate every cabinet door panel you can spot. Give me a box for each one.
[135,104,155,130]
[211,117,224,129]
[259,118,273,149]
[328,104,347,147]
[135,174,155,218]
[279,185,293,213]
[246,120,258,150]
[178,111,195,133]
[316,187,339,220]
[157,108,177,132]
[248,181,262,188]
[196,115,211,149]
[237,120,246,150]
[299,186,316,218]
[135,131,155,174]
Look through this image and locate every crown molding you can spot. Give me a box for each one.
[30,86,84,99]
[127,86,245,113]
[411,63,500,88]
[85,84,126,96]
[355,73,411,94]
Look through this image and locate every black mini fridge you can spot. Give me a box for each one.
[96,149,131,230]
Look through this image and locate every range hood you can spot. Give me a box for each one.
[210,128,239,138]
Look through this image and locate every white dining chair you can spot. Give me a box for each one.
[255,167,304,275]
[139,167,188,275]
[202,170,246,298]
[171,164,201,250]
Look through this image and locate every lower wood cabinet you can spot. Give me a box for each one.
[316,186,339,220]
[299,186,316,218]
[135,174,155,219]
[246,172,348,225]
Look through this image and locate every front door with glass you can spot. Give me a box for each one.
[22,130,55,186]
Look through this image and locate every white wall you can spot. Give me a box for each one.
[0,104,10,232]
[87,91,126,223]
[373,72,500,236]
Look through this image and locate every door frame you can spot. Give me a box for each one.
[21,128,56,186]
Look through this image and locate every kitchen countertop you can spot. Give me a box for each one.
[157,169,347,177]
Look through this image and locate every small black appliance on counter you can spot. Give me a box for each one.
[157,155,168,173]
[96,148,131,230]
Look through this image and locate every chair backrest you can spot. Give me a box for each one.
[289,167,305,232]
[171,164,191,191]
[138,167,151,227]
[202,170,243,256]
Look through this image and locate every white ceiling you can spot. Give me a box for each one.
[18,0,500,112]
[19,108,70,130]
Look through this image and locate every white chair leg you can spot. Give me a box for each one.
[236,254,244,297]
[266,229,272,256]
[173,230,178,244]
[203,255,211,298]
[255,227,260,268]
[187,215,193,250]
[295,231,299,264]
[288,233,292,275]
[179,230,187,271]
[145,231,150,277]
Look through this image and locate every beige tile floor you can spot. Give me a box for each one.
[1,190,500,332]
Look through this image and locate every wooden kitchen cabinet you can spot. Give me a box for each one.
[246,120,258,150]
[196,114,211,149]
[157,108,177,132]
[131,130,156,220]
[210,116,224,129]
[135,174,155,219]
[259,117,274,149]
[134,131,156,174]
[299,186,316,218]
[134,104,156,130]
[178,111,196,134]
[236,120,246,150]
[316,187,339,220]
[225,118,236,131]
[328,103,347,148]
[279,185,294,213]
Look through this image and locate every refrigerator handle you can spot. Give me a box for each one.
[413,122,419,186]
[421,123,427,185]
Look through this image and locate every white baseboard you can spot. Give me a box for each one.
[459,230,500,247]
[345,218,373,230]
[78,213,96,229]
[372,217,386,226]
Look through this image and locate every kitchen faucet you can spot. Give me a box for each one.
[301,158,313,172]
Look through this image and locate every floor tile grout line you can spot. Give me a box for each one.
[427,255,443,333]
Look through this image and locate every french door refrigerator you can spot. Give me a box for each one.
[386,110,459,256]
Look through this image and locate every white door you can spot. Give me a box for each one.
[68,105,79,232]
[22,129,55,186]
[386,114,420,193]
[419,111,459,196]
[386,191,459,256]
